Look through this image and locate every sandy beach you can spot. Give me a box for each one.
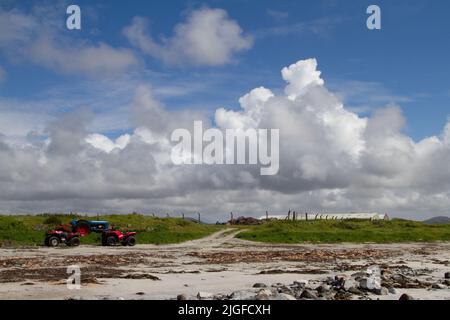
[1,229,449,300]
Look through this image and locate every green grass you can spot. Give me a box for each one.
[2,214,450,246]
[236,219,450,244]
[0,214,223,247]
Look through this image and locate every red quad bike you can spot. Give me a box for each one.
[44,226,81,247]
[102,229,137,246]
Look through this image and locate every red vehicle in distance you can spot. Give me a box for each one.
[101,229,137,246]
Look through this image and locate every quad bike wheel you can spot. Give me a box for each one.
[69,237,80,247]
[106,236,117,246]
[46,236,60,247]
[126,236,136,246]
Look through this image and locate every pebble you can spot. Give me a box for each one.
[373,287,389,296]
[388,287,397,294]
[273,293,296,300]
[255,292,270,300]
[343,279,358,291]
[399,293,414,300]
[348,287,363,295]
[255,289,272,300]
[293,280,308,287]
[316,284,331,294]
[432,283,446,289]
[229,290,257,300]
[197,292,214,300]
[300,289,318,299]
[177,294,188,300]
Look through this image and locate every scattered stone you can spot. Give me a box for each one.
[359,278,380,291]
[432,283,446,289]
[331,276,345,287]
[348,287,363,295]
[273,293,296,300]
[326,277,335,284]
[373,287,389,295]
[399,293,414,300]
[253,283,267,288]
[177,294,188,300]
[445,272,450,279]
[135,292,145,295]
[276,285,294,295]
[229,290,257,300]
[255,289,272,300]
[343,279,358,291]
[271,283,283,287]
[20,282,35,286]
[388,287,397,294]
[316,284,331,294]
[66,296,82,300]
[256,292,270,300]
[333,292,353,300]
[121,273,160,280]
[197,292,214,300]
[300,289,318,299]
[293,280,308,286]
[359,278,370,289]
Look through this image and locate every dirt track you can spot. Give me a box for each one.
[0,229,450,300]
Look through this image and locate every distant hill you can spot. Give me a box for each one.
[423,216,450,225]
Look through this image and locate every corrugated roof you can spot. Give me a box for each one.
[259,212,388,220]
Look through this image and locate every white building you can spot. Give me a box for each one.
[259,212,389,221]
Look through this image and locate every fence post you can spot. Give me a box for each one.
[198,212,201,223]
[266,211,269,220]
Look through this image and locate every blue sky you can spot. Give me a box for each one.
[2,0,450,218]
[1,0,449,140]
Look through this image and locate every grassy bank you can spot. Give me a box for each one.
[236,219,450,243]
[0,214,223,247]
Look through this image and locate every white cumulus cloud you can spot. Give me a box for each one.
[1,58,450,220]
[123,8,253,66]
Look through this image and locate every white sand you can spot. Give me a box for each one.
[0,229,449,300]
